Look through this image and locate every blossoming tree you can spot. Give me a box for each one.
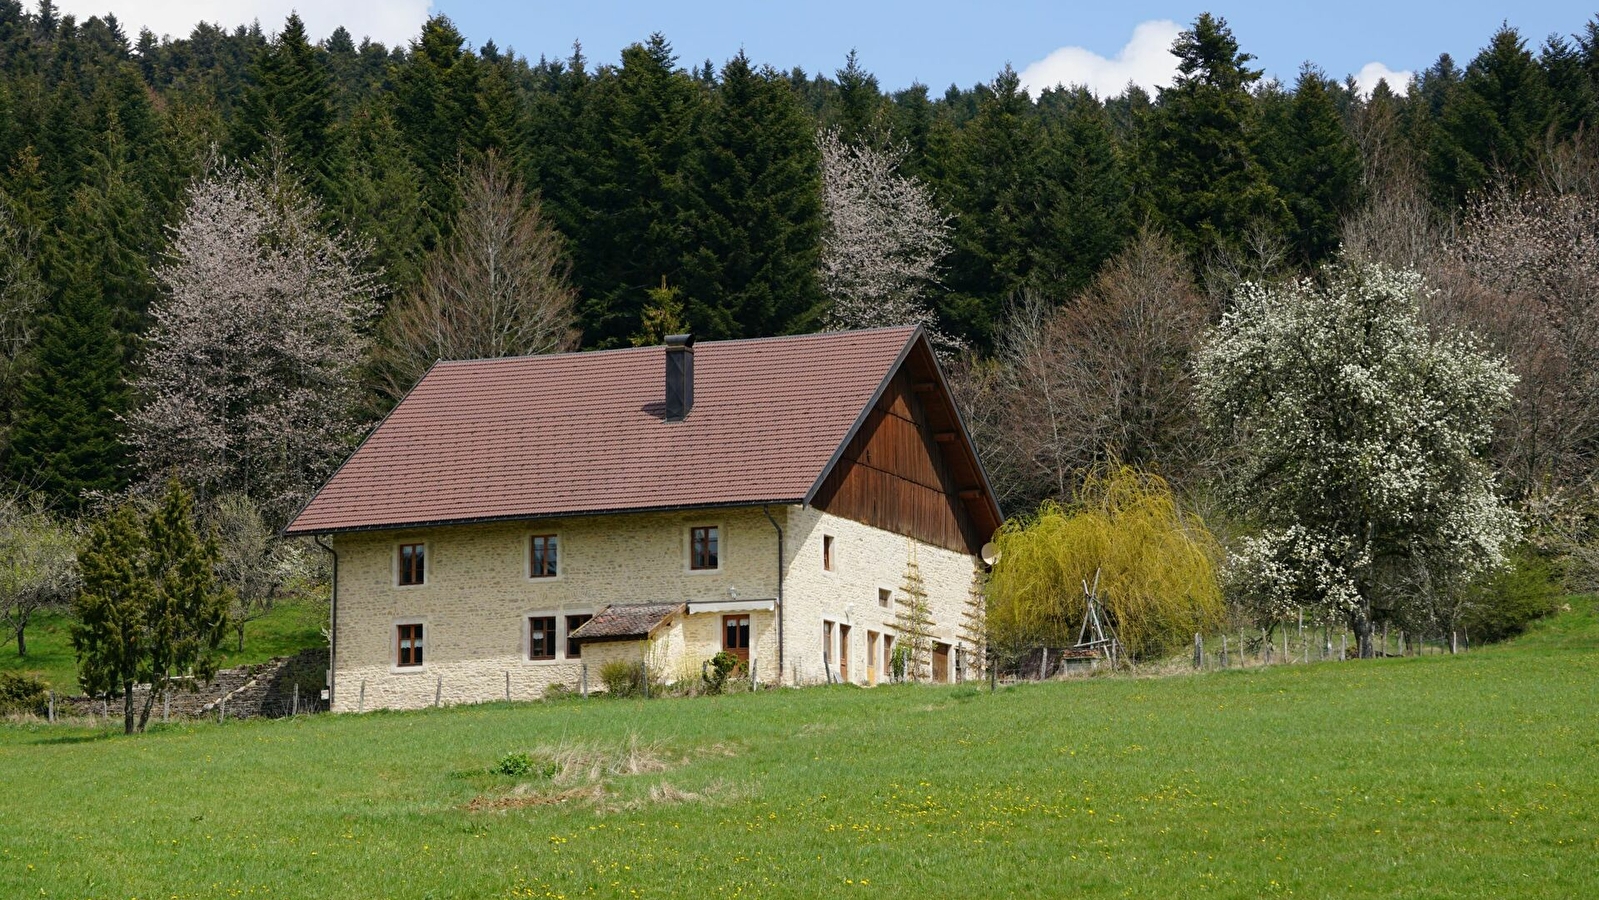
[1195,263,1518,655]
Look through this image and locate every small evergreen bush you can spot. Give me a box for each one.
[599,660,649,697]
[1464,548,1564,643]
[0,672,48,715]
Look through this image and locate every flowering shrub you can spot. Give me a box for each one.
[1197,263,1518,645]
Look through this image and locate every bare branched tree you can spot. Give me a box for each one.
[816,129,958,348]
[961,228,1212,511]
[209,493,305,651]
[380,151,578,397]
[0,492,77,657]
[127,155,380,526]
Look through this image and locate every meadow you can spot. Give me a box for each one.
[1,605,1595,899]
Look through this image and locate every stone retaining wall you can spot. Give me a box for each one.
[56,648,329,721]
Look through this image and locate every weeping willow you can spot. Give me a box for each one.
[988,466,1224,660]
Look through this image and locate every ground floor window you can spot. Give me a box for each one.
[723,614,751,660]
[565,614,592,658]
[397,622,424,667]
[529,616,557,660]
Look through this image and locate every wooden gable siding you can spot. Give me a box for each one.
[811,368,981,554]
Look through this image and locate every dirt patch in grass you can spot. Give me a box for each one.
[465,735,742,814]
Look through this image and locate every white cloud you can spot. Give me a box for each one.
[1019,20,1182,99]
[50,0,432,47]
[1353,62,1412,97]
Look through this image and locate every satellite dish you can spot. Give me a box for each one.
[980,542,1000,566]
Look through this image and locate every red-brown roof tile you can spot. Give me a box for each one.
[284,327,920,535]
[567,603,685,644]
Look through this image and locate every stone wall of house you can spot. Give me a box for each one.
[782,506,979,686]
[329,508,782,712]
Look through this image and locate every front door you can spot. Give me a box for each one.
[933,642,951,683]
[723,615,751,661]
[883,634,895,682]
[838,624,851,683]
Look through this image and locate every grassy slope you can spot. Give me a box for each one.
[2,605,1596,899]
[0,601,327,693]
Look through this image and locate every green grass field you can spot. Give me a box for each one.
[2,604,1596,899]
[0,600,327,693]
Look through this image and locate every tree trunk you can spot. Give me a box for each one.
[122,682,135,736]
[1354,615,1375,659]
[14,625,24,658]
[237,623,246,652]
[137,675,161,733]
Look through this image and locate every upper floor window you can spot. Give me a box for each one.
[530,534,559,578]
[397,623,424,667]
[398,543,426,586]
[691,526,719,570]
[822,534,835,571]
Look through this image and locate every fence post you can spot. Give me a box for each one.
[293,683,300,717]
[504,670,510,702]
[1040,647,1049,681]
[1450,631,1458,655]
[48,690,55,724]
[643,656,651,699]
[990,657,997,692]
[218,697,225,724]
[751,659,758,690]
[435,675,442,707]
[581,664,588,699]
[1341,633,1347,661]
[358,679,366,713]
[1262,630,1271,665]
[1193,633,1202,670]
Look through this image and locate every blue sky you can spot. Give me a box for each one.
[51,1,1599,95]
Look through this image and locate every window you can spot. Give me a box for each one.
[878,587,892,609]
[529,534,559,578]
[397,623,424,667]
[529,616,557,660]
[822,535,834,571]
[398,543,426,586]
[565,614,591,658]
[723,614,751,660]
[690,526,719,570]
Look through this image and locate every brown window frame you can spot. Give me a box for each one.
[528,616,557,661]
[529,534,559,579]
[722,614,751,661]
[565,614,592,659]
[822,534,834,571]
[398,543,426,586]
[396,622,424,667]
[690,525,719,571]
[878,587,892,609]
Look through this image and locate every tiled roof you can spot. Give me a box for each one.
[285,327,920,535]
[568,603,684,643]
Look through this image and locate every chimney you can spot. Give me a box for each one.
[664,333,695,421]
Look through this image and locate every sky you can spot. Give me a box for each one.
[47,1,1599,99]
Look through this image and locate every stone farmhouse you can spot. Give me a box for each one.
[284,326,1002,711]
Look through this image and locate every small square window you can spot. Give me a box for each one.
[529,616,557,660]
[691,526,719,570]
[822,535,834,571]
[878,587,892,609]
[398,543,426,586]
[530,534,559,578]
[397,623,424,667]
[565,614,592,658]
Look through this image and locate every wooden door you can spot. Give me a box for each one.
[838,625,851,683]
[882,635,895,682]
[723,615,751,661]
[866,631,879,685]
[932,642,951,683]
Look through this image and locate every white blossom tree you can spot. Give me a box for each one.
[1196,263,1519,655]
[379,151,578,397]
[816,129,957,348]
[127,158,380,525]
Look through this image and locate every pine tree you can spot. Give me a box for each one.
[1138,14,1286,262]
[5,260,129,511]
[71,502,151,734]
[231,13,342,201]
[1259,66,1363,265]
[960,562,989,680]
[569,34,705,347]
[1035,87,1131,295]
[894,550,935,682]
[630,276,687,346]
[678,52,823,338]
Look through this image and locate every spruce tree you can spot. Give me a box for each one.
[5,262,129,511]
[391,15,483,232]
[1036,87,1132,296]
[1138,13,1286,262]
[678,52,823,338]
[232,13,342,201]
[1431,27,1553,204]
[1260,66,1363,265]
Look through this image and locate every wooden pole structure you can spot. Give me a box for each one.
[504,670,511,702]
[358,679,366,713]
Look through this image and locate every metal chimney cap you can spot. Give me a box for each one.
[665,333,695,349]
